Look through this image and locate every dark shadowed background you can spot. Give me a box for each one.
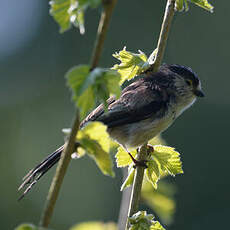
[1,0,229,229]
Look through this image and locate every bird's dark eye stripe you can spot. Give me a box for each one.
[186,79,192,86]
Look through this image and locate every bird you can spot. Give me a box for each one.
[18,64,204,200]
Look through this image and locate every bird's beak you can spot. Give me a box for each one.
[194,89,205,97]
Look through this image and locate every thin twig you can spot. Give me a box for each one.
[40,111,80,227]
[125,145,149,230]
[39,0,118,228]
[149,0,176,73]
[90,0,118,70]
[125,0,176,229]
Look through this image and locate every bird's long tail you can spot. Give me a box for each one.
[18,145,64,201]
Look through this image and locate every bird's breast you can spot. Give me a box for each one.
[108,110,175,148]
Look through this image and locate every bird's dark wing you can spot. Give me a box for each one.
[80,78,169,128]
[80,96,116,128]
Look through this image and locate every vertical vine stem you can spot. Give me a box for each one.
[125,0,176,229]
[91,0,118,70]
[39,0,118,228]
[40,110,80,227]
[149,0,176,73]
[125,145,149,227]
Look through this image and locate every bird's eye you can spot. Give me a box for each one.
[186,79,193,86]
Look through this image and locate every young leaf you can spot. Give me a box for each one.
[15,224,37,230]
[66,66,121,118]
[66,65,93,118]
[86,68,121,106]
[78,121,110,152]
[115,147,136,167]
[70,221,117,230]
[175,0,185,11]
[128,211,165,230]
[153,145,183,176]
[175,0,214,13]
[77,122,114,177]
[146,160,160,189]
[120,166,135,191]
[190,0,214,12]
[150,221,165,230]
[144,145,183,190]
[15,223,52,230]
[50,0,101,34]
[112,47,149,84]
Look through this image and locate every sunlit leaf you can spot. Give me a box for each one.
[146,160,160,189]
[50,0,101,34]
[66,65,121,119]
[15,223,51,230]
[115,147,136,168]
[129,211,165,230]
[190,0,214,12]
[112,47,149,84]
[150,221,165,230]
[15,224,37,230]
[147,48,158,65]
[175,0,214,12]
[70,221,117,230]
[77,122,114,177]
[175,0,185,11]
[78,121,110,152]
[120,166,135,191]
[144,145,183,191]
[153,145,183,176]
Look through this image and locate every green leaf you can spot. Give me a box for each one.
[150,221,165,230]
[175,0,214,12]
[153,145,183,176]
[77,122,114,177]
[50,0,101,34]
[128,211,165,230]
[70,221,117,230]
[112,47,149,84]
[115,147,136,167]
[15,224,37,230]
[146,160,160,189]
[190,0,214,12]
[66,65,92,118]
[142,181,176,225]
[175,0,185,11]
[66,65,121,119]
[15,223,52,230]
[88,68,121,106]
[144,145,183,190]
[78,121,110,152]
[120,166,135,191]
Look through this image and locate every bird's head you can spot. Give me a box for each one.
[161,64,204,101]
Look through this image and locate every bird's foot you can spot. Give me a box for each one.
[127,152,148,168]
[133,159,148,168]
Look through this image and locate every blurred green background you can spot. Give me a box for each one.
[1,0,229,229]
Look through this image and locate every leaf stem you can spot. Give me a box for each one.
[90,0,118,70]
[39,0,117,228]
[40,111,80,228]
[125,1,176,228]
